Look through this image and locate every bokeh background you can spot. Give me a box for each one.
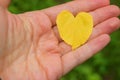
[9,0,120,80]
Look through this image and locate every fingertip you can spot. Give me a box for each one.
[109,17,120,30]
[96,34,110,45]
[101,34,111,43]
[86,34,110,54]
[110,5,120,16]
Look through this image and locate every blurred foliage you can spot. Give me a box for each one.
[9,0,120,80]
[9,0,70,13]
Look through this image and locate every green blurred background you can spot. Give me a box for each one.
[9,0,120,80]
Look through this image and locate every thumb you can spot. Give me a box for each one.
[0,0,11,8]
[0,7,8,55]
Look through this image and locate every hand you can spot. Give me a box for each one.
[0,0,120,80]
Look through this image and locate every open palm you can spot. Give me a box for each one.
[0,0,120,80]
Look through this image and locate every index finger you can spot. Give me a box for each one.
[42,0,110,25]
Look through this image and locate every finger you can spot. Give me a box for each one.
[42,0,109,25]
[0,0,11,8]
[0,7,8,55]
[90,17,120,40]
[62,34,110,75]
[90,5,120,25]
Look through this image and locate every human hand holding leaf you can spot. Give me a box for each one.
[0,0,120,80]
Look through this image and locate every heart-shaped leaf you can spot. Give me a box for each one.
[56,10,93,49]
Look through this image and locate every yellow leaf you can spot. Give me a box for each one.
[56,10,93,50]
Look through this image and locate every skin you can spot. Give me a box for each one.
[0,0,120,80]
